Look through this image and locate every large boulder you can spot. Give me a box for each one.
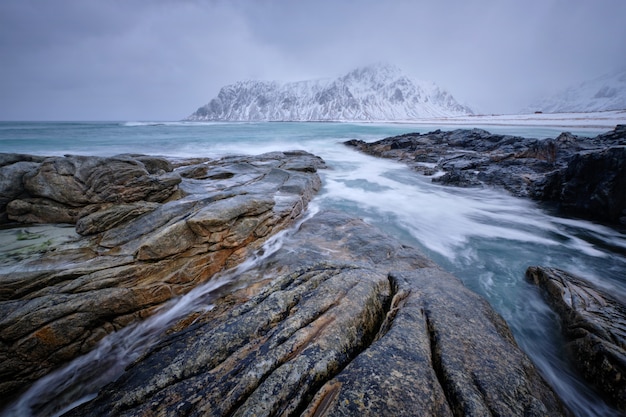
[559,146,626,224]
[62,211,567,417]
[0,151,325,407]
[526,266,626,411]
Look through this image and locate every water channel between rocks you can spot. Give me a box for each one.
[1,121,624,416]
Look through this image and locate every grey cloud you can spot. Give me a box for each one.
[1,0,625,120]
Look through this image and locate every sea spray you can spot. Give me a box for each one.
[2,204,320,417]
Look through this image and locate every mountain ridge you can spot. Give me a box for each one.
[525,68,626,114]
[186,64,473,121]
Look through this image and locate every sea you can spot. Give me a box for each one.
[1,120,625,416]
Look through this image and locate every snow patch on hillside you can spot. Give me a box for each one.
[187,63,474,121]
[525,69,626,113]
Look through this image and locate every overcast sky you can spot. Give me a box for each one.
[1,0,625,120]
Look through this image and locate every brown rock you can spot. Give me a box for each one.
[63,212,566,417]
[75,202,161,235]
[526,266,626,411]
[17,154,180,215]
[7,197,82,224]
[0,151,324,407]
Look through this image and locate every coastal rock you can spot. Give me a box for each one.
[0,151,324,407]
[6,197,85,224]
[14,155,181,223]
[75,202,161,235]
[559,146,626,224]
[66,211,566,417]
[526,266,626,411]
[1,154,182,227]
[0,155,46,222]
[345,125,626,225]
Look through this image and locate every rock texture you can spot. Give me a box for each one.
[0,154,46,223]
[345,124,626,225]
[1,154,180,226]
[526,266,626,411]
[0,150,324,407]
[557,146,626,224]
[65,211,567,417]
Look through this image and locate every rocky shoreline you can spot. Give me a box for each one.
[345,124,626,227]
[0,139,624,415]
[64,210,566,417]
[0,150,324,409]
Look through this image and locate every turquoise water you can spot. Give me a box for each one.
[1,121,624,416]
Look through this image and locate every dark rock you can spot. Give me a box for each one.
[433,168,482,187]
[0,157,44,222]
[526,266,626,411]
[0,151,324,407]
[6,197,85,224]
[132,155,174,174]
[345,125,626,225]
[559,147,626,224]
[65,211,567,417]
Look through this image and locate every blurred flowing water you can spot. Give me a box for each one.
[1,121,624,416]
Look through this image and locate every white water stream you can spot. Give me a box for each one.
[1,121,624,416]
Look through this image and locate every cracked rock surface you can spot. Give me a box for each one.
[527,266,626,411]
[0,151,324,407]
[68,211,567,417]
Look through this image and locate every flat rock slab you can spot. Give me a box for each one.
[527,266,626,411]
[0,151,324,407]
[67,211,567,417]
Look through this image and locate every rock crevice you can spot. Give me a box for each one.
[0,149,577,417]
[526,266,626,411]
[64,211,566,417]
[0,150,325,407]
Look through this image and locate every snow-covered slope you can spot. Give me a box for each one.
[525,68,626,113]
[187,64,473,121]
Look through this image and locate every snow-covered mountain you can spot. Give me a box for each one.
[186,64,473,121]
[525,68,626,113]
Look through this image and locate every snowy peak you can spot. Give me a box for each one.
[526,68,626,113]
[187,64,473,121]
[340,62,404,87]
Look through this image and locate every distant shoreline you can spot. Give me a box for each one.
[184,109,625,129]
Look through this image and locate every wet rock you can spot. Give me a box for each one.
[75,202,161,235]
[345,125,626,225]
[31,155,178,204]
[2,154,181,226]
[66,211,566,417]
[526,266,626,411]
[0,151,324,407]
[130,155,174,174]
[6,197,85,224]
[0,155,45,222]
[559,146,626,224]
